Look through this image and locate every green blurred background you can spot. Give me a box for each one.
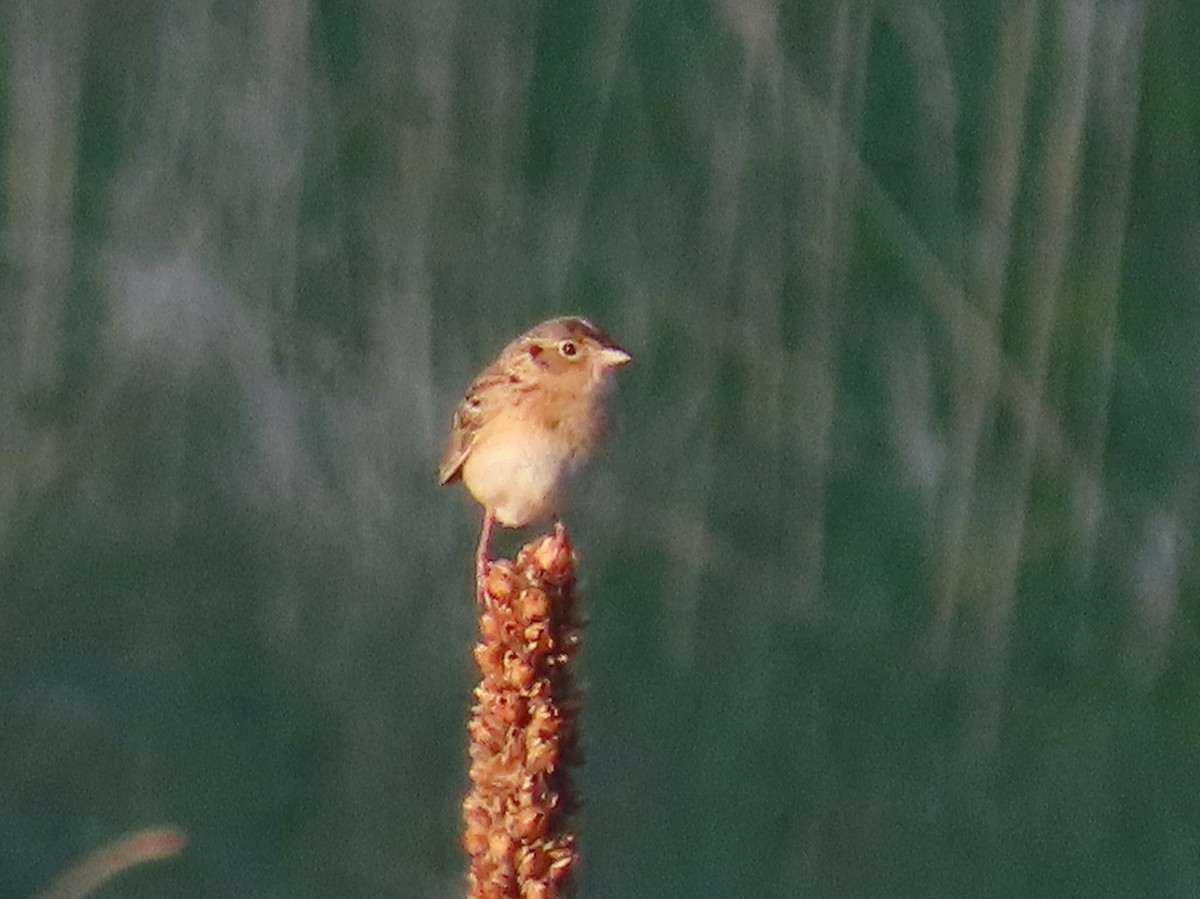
[2,0,1198,896]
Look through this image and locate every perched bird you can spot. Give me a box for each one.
[439,316,631,595]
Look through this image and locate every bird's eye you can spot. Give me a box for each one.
[559,340,578,358]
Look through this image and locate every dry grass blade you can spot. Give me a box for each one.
[30,828,187,899]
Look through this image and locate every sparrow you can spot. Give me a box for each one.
[439,316,630,595]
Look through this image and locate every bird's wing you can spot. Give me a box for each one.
[437,403,476,484]
[437,366,511,485]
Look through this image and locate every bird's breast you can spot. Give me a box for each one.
[459,427,573,527]
[461,386,612,527]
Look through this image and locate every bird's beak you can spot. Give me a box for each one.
[597,346,631,369]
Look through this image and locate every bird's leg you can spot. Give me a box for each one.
[553,518,570,551]
[476,508,496,601]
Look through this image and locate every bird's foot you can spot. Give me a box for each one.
[553,519,570,549]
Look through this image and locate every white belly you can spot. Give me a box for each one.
[460,430,574,527]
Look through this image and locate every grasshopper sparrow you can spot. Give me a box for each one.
[439,316,631,593]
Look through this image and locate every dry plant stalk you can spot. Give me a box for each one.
[31,828,187,899]
[463,525,582,899]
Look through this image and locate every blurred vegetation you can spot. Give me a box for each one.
[1,0,1198,897]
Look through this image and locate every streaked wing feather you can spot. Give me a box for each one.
[436,407,474,484]
[437,365,514,485]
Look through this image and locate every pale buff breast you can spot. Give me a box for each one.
[460,429,567,526]
[460,393,607,527]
